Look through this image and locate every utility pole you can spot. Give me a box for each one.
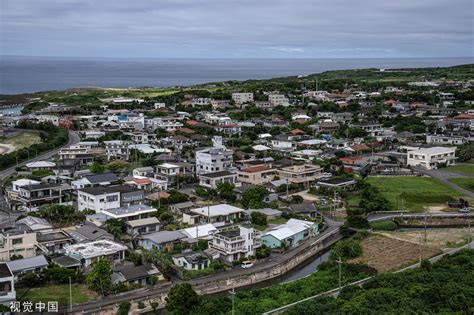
[230,286,236,315]
[207,198,211,224]
[286,178,289,201]
[468,220,471,244]
[424,212,428,243]
[419,231,422,265]
[69,276,73,312]
[336,257,343,288]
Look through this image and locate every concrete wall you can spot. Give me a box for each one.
[194,230,341,295]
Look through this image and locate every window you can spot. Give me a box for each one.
[12,238,23,245]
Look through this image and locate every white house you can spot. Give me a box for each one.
[0,263,15,305]
[64,240,127,267]
[209,225,261,263]
[406,146,456,170]
[196,136,234,175]
[232,93,254,105]
[183,204,246,225]
[268,94,290,107]
[104,140,130,161]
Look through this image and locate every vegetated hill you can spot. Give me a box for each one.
[284,249,474,314]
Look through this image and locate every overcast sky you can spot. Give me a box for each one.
[1,0,473,58]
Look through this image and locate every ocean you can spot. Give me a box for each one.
[0,56,472,95]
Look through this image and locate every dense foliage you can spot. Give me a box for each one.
[284,250,474,314]
[189,262,376,314]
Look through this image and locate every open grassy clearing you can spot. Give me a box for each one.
[17,284,95,307]
[441,163,474,176]
[448,177,474,192]
[366,176,465,212]
[0,132,41,154]
[349,234,439,272]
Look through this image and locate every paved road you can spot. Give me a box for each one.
[62,219,342,314]
[416,167,474,198]
[367,211,473,222]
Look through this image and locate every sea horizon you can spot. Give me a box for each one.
[1,55,473,95]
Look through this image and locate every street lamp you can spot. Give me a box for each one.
[336,257,343,288]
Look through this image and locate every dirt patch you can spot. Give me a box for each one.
[349,234,439,272]
[0,143,16,155]
[379,228,472,251]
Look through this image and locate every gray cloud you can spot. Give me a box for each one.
[1,0,473,58]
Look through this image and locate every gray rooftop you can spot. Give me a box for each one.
[141,230,186,244]
[7,255,49,273]
[84,172,119,184]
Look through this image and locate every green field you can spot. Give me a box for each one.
[0,132,41,154]
[441,164,474,176]
[366,176,465,212]
[18,284,95,307]
[448,178,474,192]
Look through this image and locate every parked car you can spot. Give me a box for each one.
[241,261,254,269]
[458,207,470,213]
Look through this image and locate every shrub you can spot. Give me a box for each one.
[371,220,397,231]
[331,239,363,261]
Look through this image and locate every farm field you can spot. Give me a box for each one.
[448,178,474,192]
[366,176,466,212]
[0,132,41,155]
[349,234,439,272]
[379,228,472,251]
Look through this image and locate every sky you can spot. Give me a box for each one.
[1,0,473,59]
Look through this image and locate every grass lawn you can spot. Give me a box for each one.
[366,176,465,212]
[18,284,95,307]
[441,164,474,176]
[448,178,474,192]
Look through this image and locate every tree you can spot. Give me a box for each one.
[106,218,127,238]
[358,184,390,214]
[216,182,236,202]
[330,239,362,261]
[290,195,304,204]
[86,259,112,296]
[241,186,269,209]
[89,161,106,173]
[457,143,474,162]
[251,211,268,227]
[165,283,200,315]
[117,302,130,315]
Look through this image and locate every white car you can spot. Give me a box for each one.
[241,261,254,269]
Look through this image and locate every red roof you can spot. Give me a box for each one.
[186,120,199,126]
[337,101,349,107]
[351,144,370,151]
[339,157,363,164]
[240,165,272,173]
[134,178,152,185]
[384,99,397,106]
[454,114,474,120]
[289,129,305,134]
[172,135,190,141]
[218,124,240,128]
[176,128,195,134]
